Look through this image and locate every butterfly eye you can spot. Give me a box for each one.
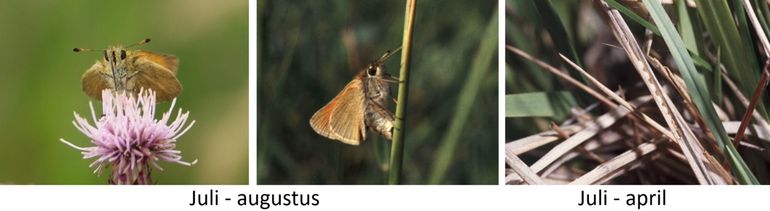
[120,50,127,60]
[367,66,377,76]
[103,51,109,61]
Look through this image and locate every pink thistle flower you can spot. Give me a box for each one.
[60,89,197,185]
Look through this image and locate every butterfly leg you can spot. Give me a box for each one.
[383,75,404,83]
[126,69,143,79]
[98,72,117,88]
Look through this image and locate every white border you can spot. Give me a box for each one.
[497,0,506,186]
[248,0,257,186]
[3,1,770,211]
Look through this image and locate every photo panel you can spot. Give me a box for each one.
[506,0,770,185]
[0,0,248,185]
[258,0,499,184]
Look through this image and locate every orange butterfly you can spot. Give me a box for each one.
[309,47,401,145]
[75,38,181,102]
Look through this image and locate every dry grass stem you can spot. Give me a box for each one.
[506,154,546,185]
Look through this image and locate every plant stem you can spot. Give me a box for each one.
[733,61,770,147]
[388,0,416,185]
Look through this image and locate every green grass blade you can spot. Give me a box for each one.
[695,0,766,118]
[676,0,720,102]
[605,0,660,35]
[645,0,759,184]
[427,7,497,184]
[605,0,711,70]
[753,0,770,119]
[712,48,723,104]
[507,5,552,91]
[532,0,589,103]
[677,0,699,55]
[505,92,576,118]
[753,0,770,39]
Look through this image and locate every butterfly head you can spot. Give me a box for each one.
[73,38,151,65]
[364,46,402,79]
[366,64,385,78]
[102,46,129,67]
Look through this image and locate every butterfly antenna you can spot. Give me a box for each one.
[127,38,151,48]
[377,46,402,63]
[73,47,92,52]
[73,47,107,53]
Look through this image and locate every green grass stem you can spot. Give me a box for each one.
[388,0,417,185]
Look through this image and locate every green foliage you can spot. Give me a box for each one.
[428,8,498,184]
[506,92,576,118]
[533,0,588,91]
[644,0,757,184]
[695,0,765,116]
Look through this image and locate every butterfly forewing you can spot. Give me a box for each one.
[329,79,367,144]
[81,62,110,101]
[309,78,366,145]
[309,103,346,142]
[133,50,179,73]
[131,54,182,102]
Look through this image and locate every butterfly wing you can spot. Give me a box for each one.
[81,61,111,101]
[130,51,182,102]
[309,78,366,145]
[329,79,368,144]
[133,50,179,74]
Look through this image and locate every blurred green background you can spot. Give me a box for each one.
[0,0,248,184]
[258,0,498,184]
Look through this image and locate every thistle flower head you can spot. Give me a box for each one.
[61,89,196,184]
